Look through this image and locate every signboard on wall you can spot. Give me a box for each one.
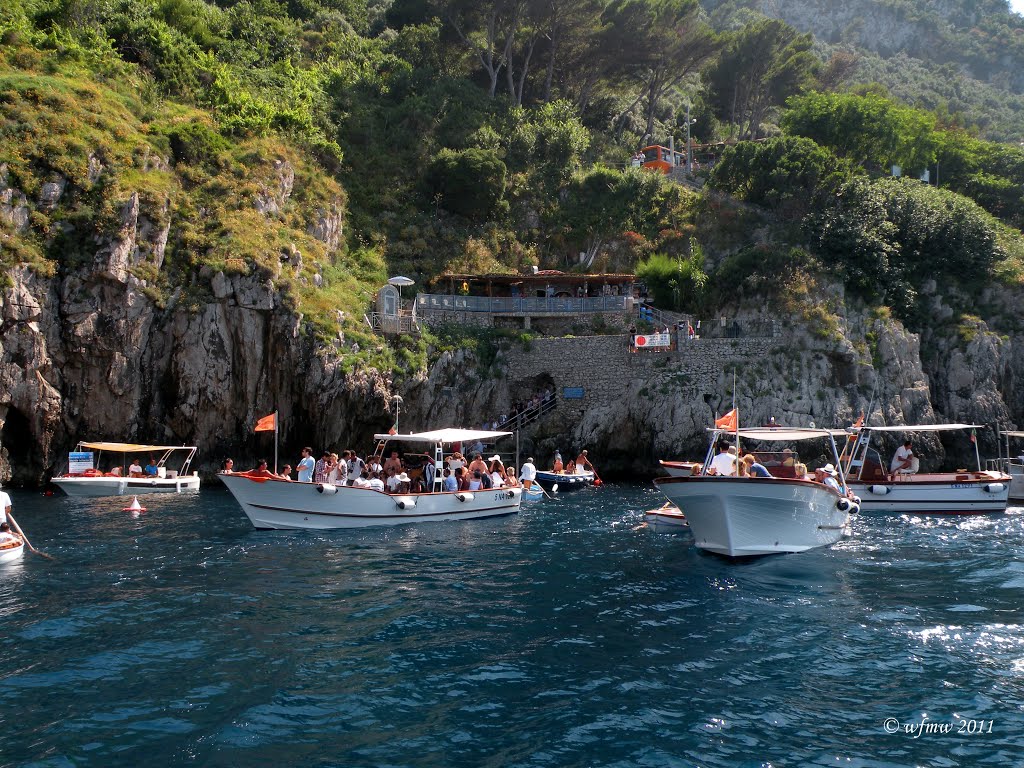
[633,332,671,349]
[563,387,585,400]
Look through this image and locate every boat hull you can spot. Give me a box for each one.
[220,474,522,529]
[535,470,594,491]
[654,476,849,557]
[51,475,202,497]
[849,472,1010,514]
[0,537,25,563]
[520,485,545,501]
[1007,464,1024,503]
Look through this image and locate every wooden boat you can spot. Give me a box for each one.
[654,427,853,557]
[658,460,700,477]
[0,533,25,563]
[839,424,1010,514]
[220,428,522,529]
[520,484,545,501]
[51,442,200,497]
[534,468,594,491]
[644,503,688,531]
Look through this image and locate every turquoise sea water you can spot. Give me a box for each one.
[2,486,1024,767]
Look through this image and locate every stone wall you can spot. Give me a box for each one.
[504,335,776,414]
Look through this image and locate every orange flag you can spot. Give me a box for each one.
[254,413,276,432]
[715,408,738,431]
[853,412,864,428]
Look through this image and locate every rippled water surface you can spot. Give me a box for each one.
[3,486,1024,767]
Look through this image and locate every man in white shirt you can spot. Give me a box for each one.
[708,444,736,476]
[890,440,913,473]
[366,472,384,491]
[0,484,12,527]
[296,447,315,483]
[519,457,537,489]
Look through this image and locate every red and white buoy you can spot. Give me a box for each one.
[123,496,146,513]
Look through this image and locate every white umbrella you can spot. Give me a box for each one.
[387,275,415,303]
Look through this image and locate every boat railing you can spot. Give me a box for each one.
[415,293,630,316]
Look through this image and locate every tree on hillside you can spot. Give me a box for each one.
[782,91,937,175]
[706,18,818,140]
[605,0,718,139]
[707,136,855,219]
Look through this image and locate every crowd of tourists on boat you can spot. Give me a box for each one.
[700,440,847,490]
[222,448,528,493]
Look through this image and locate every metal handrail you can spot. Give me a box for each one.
[415,293,630,314]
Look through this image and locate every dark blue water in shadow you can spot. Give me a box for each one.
[2,486,1023,767]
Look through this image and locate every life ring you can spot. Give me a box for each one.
[82,468,102,477]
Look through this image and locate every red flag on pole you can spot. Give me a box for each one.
[388,424,398,436]
[714,408,738,431]
[255,413,276,432]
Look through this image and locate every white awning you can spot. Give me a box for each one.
[1001,431,1024,439]
[708,427,839,442]
[79,442,197,452]
[372,428,512,445]
[859,424,982,433]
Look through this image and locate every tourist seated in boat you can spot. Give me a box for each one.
[447,452,466,473]
[814,464,841,492]
[552,452,564,473]
[468,470,485,491]
[144,458,159,477]
[741,453,774,478]
[443,468,458,492]
[367,471,385,491]
[576,450,593,472]
[890,440,914,473]
[220,458,234,474]
[107,466,123,477]
[488,456,506,487]
[280,464,293,481]
[794,462,808,479]
[129,458,144,477]
[895,451,920,475]
[367,454,383,477]
[250,459,281,479]
[0,522,19,546]
[565,459,576,474]
[707,443,737,476]
[395,472,411,494]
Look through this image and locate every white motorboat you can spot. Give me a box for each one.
[0,534,24,563]
[220,428,522,529]
[658,460,700,477]
[534,468,594,491]
[654,427,853,557]
[839,424,1010,514]
[987,430,1024,504]
[51,442,200,497]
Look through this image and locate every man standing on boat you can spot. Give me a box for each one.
[708,443,737,476]
[520,457,537,489]
[0,482,11,527]
[576,450,594,473]
[296,447,315,483]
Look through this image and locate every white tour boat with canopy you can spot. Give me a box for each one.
[220,427,523,530]
[987,430,1024,504]
[51,441,200,497]
[654,426,854,557]
[838,423,1010,514]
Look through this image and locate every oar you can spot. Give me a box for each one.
[590,463,604,488]
[7,512,54,560]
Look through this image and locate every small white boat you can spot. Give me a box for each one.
[654,427,853,557]
[535,468,594,491]
[51,442,201,497]
[644,503,688,531]
[0,533,24,563]
[658,460,700,477]
[840,424,1010,514]
[221,428,522,530]
[520,484,545,501]
[987,430,1024,504]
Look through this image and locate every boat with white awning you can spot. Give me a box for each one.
[654,427,853,557]
[220,428,522,530]
[838,424,1010,514]
[987,430,1024,503]
[51,442,200,497]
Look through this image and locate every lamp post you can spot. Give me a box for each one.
[685,103,697,174]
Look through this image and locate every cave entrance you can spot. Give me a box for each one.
[1,406,34,485]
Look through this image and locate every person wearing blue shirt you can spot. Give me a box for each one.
[144,458,159,477]
[741,454,773,478]
[443,468,458,492]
